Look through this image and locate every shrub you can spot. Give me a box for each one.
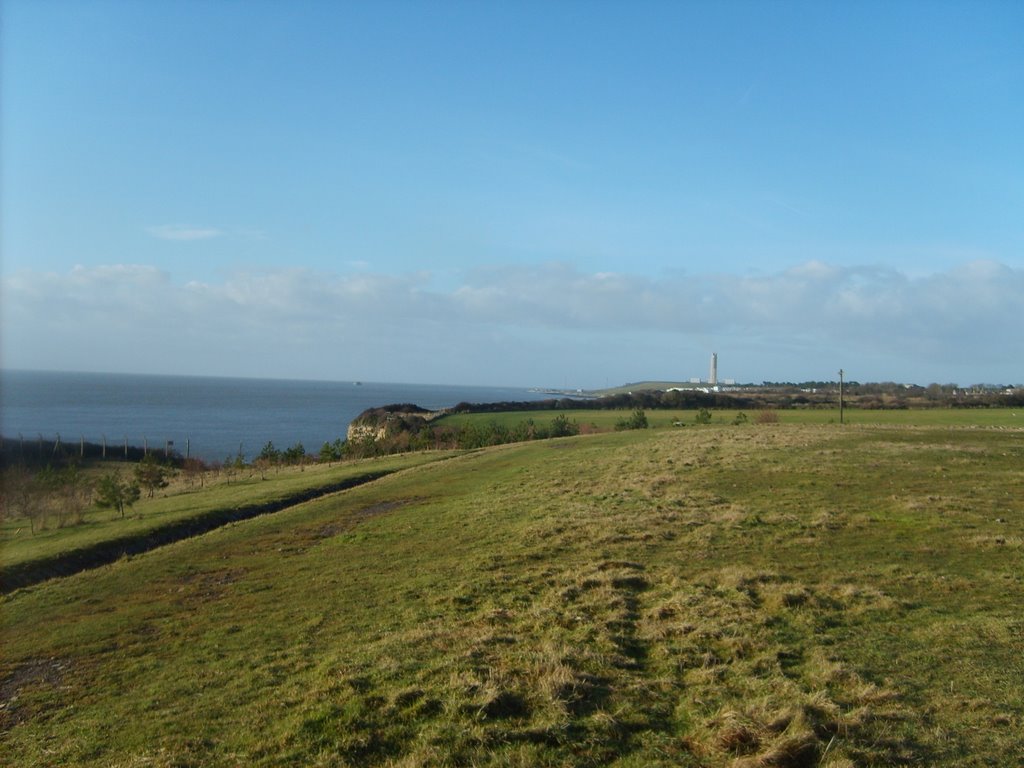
[549,414,580,438]
[755,410,780,424]
[615,409,649,430]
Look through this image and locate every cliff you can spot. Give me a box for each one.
[346,403,439,443]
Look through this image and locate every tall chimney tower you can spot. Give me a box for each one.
[710,352,718,386]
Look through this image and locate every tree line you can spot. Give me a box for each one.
[449,385,1024,414]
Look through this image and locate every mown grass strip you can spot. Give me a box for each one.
[1,470,395,593]
[2,452,454,569]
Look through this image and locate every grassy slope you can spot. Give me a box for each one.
[2,452,452,572]
[2,425,1022,767]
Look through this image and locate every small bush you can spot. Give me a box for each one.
[550,414,580,438]
[755,410,780,424]
[615,409,649,430]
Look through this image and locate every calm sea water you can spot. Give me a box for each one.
[0,370,553,462]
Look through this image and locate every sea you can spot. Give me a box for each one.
[0,370,556,462]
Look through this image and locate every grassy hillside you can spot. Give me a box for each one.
[2,452,453,577]
[2,424,1022,766]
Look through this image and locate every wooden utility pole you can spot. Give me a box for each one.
[839,369,845,425]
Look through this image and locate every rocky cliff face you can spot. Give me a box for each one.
[346,421,388,443]
[346,404,439,444]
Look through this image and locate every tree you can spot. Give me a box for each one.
[182,457,207,489]
[253,457,271,480]
[55,465,92,527]
[95,472,141,518]
[258,441,281,464]
[134,454,171,498]
[2,465,47,533]
[282,442,307,464]
[319,439,344,463]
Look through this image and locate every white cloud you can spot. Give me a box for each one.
[1,260,1021,385]
[147,224,224,241]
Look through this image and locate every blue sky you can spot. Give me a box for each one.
[2,0,1022,387]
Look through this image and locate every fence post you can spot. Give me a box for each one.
[839,369,845,425]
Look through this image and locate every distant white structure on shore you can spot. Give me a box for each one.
[673,353,735,391]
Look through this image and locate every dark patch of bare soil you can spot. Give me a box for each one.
[0,657,70,731]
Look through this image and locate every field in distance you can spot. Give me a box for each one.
[438,406,1024,430]
[2,423,1022,766]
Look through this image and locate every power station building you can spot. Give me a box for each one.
[670,353,734,392]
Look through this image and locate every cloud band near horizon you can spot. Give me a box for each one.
[2,260,1021,386]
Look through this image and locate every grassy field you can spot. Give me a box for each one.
[2,424,1022,766]
[439,406,1024,430]
[1,452,453,575]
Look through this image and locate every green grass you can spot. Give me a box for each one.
[1,452,454,574]
[2,425,1022,766]
[439,405,1024,430]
